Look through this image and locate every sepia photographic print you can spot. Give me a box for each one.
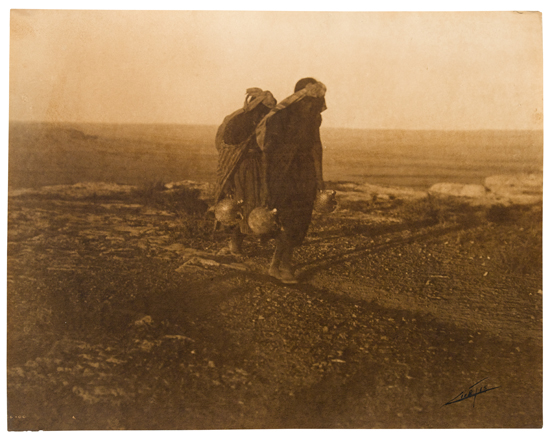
[6,5,544,430]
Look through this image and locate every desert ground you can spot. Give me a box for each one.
[6,173,542,430]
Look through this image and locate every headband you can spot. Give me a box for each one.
[303,82,327,99]
[243,88,277,112]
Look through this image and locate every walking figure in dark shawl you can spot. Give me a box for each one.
[256,77,327,283]
[215,88,277,254]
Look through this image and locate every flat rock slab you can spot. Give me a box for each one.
[485,173,543,196]
[9,182,134,198]
[164,180,215,200]
[429,183,487,197]
[429,174,543,206]
[176,255,250,272]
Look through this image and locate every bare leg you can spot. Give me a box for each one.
[280,245,295,273]
[268,236,284,278]
[269,232,298,284]
[279,244,298,284]
[230,227,245,255]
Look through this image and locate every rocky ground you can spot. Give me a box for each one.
[7,177,542,429]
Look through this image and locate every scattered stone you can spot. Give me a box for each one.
[164,335,194,342]
[178,257,220,270]
[164,180,214,200]
[216,247,231,256]
[164,243,186,252]
[134,316,153,327]
[175,264,202,273]
[222,262,249,271]
[376,193,391,202]
[100,203,142,209]
[105,357,126,364]
[9,182,134,199]
[485,173,542,196]
[141,209,175,217]
[429,183,487,198]
[105,236,125,242]
[138,340,160,352]
[181,248,212,258]
[114,225,149,236]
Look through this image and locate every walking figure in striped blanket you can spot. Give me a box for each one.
[214,88,277,255]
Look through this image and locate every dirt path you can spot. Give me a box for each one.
[7,183,542,429]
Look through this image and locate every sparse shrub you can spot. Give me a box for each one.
[172,215,216,241]
[398,195,480,227]
[340,199,372,213]
[324,181,357,192]
[132,180,167,206]
[166,186,209,216]
[490,204,541,275]
[132,181,208,216]
[494,230,542,275]
[342,222,372,236]
[485,203,540,226]
[397,195,442,224]
[456,203,541,275]
[137,180,167,195]
[486,204,513,223]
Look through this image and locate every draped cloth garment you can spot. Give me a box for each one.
[255,82,327,246]
[214,89,276,233]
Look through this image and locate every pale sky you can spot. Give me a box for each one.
[9,10,543,130]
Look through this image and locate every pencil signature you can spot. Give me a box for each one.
[443,377,500,408]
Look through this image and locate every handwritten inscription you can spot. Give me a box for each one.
[443,377,500,408]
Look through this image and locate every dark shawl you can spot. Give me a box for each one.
[255,82,327,208]
[214,89,276,203]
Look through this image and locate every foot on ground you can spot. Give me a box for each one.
[269,266,298,284]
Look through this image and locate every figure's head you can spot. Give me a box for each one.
[292,77,326,117]
[294,77,318,93]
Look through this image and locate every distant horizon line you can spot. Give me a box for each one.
[8,120,543,132]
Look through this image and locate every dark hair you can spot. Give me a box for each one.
[294,77,317,93]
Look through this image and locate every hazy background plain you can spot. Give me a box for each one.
[9,10,543,130]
